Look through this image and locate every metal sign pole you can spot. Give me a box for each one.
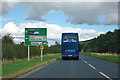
[41,49,43,61]
[28,45,30,61]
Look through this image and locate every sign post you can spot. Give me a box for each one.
[25,28,47,62]
[40,46,44,61]
[41,49,43,61]
[28,45,30,61]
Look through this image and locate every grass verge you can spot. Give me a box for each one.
[79,52,120,64]
[2,54,61,78]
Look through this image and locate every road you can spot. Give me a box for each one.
[22,54,119,79]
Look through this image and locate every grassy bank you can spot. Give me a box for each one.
[79,52,119,64]
[2,54,61,78]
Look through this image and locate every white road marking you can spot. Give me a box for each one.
[17,63,49,78]
[80,58,87,63]
[80,56,112,80]
[88,64,96,69]
[84,60,88,63]
[99,72,112,80]
[81,59,84,61]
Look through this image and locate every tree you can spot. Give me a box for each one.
[20,42,25,45]
[2,33,14,44]
[79,29,120,54]
[55,41,60,46]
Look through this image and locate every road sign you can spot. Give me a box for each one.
[40,46,44,49]
[25,28,47,46]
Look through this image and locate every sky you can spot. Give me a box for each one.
[0,0,119,46]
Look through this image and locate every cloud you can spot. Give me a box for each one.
[1,22,20,34]
[1,0,119,2]
[0,2,19,16]
[0,18,14,21]
[47,40,56,47]
[1,2,118,25]
[21,2,118,25]
[0,22,104,45]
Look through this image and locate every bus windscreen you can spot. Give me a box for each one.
[63,34,77,39]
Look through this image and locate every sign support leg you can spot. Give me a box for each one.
[28,45,30,61]
[41,49,43,61]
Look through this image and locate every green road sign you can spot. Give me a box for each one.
[25,28,47,46]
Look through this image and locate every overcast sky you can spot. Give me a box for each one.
[0,0,119,46]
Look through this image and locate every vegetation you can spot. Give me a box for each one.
[2,29,119,60]
[1,33,61,78]
[79,52,119,64]
[1,29,120,77]
[2,33,61,60]
[79,29,120,54]
[2,54,60,78]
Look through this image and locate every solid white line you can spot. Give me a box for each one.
[17,63,49,78]
[99,72,112,80]
[88,64,96,69]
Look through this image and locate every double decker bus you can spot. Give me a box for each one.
[61,33,79,60]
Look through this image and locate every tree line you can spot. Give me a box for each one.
[1,29,119,60]
[1,34,61,60]
[79,29,120,54]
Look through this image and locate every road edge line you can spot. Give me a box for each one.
[16,63,49,78]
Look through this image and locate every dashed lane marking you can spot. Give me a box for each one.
[81,58,83,60]
[88,64,96,69]
[80,57,112,80]
[84,60,88,64]
[99,72,112,80]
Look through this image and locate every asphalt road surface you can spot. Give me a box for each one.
[25,54,118,79]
